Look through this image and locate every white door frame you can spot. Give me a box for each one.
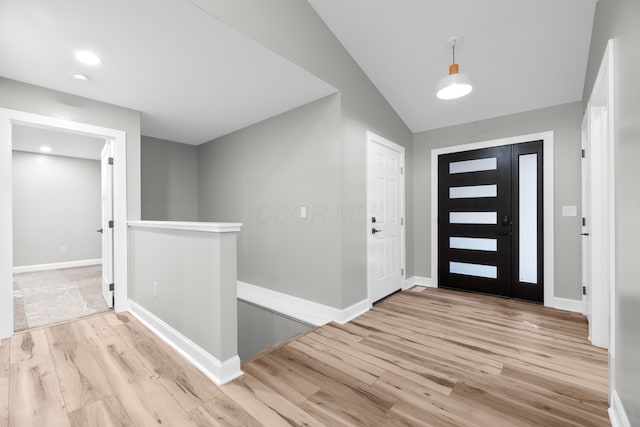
[366,131,406,305]
[430,131,555,308]
[0,108,128,339]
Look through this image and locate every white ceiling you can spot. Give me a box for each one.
[308,0,597,133]
[13,126,105,160]
[0,0,337,145]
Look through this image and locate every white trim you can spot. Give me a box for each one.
[607,38,616,363]
[366,131,406,305]
[237,281,370,326]
[403,276,435,290]
[553,297,583,313]
[13,258,101,274]
[128,220,242,233]
[128,300,242,386]
[430,131,555,307]
[609,390,631,427]
[0,108,128,339]
[334,299,371,324]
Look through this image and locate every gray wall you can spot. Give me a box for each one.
[238,301,310,360]
[586,0,640,421]
[0,77,142,220]
[12,151,101,266]
[190,0,413,308]
[413,102,583,300]
[129,227,238,361]
[198,95,344,307]
[141,136,198,221]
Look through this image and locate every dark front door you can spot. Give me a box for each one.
[438,141,543,302]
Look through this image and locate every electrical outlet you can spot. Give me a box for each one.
[153,282,158,297]
[60,246,67,253]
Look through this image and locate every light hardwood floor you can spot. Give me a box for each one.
[0,288,609,426]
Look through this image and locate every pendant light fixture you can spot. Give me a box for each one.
[437,36,473,100]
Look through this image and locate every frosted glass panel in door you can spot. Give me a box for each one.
[449,212,497,224]
[519,153,537,283]
[449,185,497,199]
[449,157,497,174]
[450,262,498,279]
[450,237,497,251]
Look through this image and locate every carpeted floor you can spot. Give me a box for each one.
[13,264,109,332]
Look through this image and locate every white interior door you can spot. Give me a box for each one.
[367,133,405,303]
[587,105,611,349]
[581,39,615,350]
[581,113,592,333]
[101,140,114,308]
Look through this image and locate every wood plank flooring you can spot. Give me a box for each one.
[0,288,609,426]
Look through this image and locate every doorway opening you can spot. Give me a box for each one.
[0,108,128,340]
[11,125,113,331]
[437,141,543,302]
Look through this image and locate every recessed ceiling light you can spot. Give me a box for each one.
[75,50,101,65]
[71,72,89,81]
[40,146,52,153]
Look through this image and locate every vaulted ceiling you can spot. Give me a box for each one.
[308,0,597,133]
[1,0,597,145]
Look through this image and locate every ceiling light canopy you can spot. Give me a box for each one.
[75,50,101,65]
[437,37,472,100]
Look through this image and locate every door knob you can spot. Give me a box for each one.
[372,228,382,234]
[97,228,103,234]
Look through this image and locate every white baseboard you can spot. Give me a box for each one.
[334,299,371,324]
[554,297,583,313]
[128,300,242,386]
[609,390,631,427]
[13,258,101,274]
[403,276,435,290]
[237,281,370,326]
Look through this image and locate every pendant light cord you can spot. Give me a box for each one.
[452,43,456,64]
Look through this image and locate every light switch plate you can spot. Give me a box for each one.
[300,206,307,218]
[562,205,577,217]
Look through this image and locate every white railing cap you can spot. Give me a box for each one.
[128,221,242,233]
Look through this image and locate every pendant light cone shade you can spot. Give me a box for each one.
[437,38,473,100]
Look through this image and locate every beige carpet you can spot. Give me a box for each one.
[13,264,108,332]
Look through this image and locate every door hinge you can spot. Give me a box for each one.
[400,167,404,174]
[401,268,404,276]
[108,157,114,165]
[582,217,587,227]
[108,220,114,228]
[582,286,587,296]
[109,283,114,291]
[581,149,586,158]
[401,217,404,226]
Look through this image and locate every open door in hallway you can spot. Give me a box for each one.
[438,141,543,302]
